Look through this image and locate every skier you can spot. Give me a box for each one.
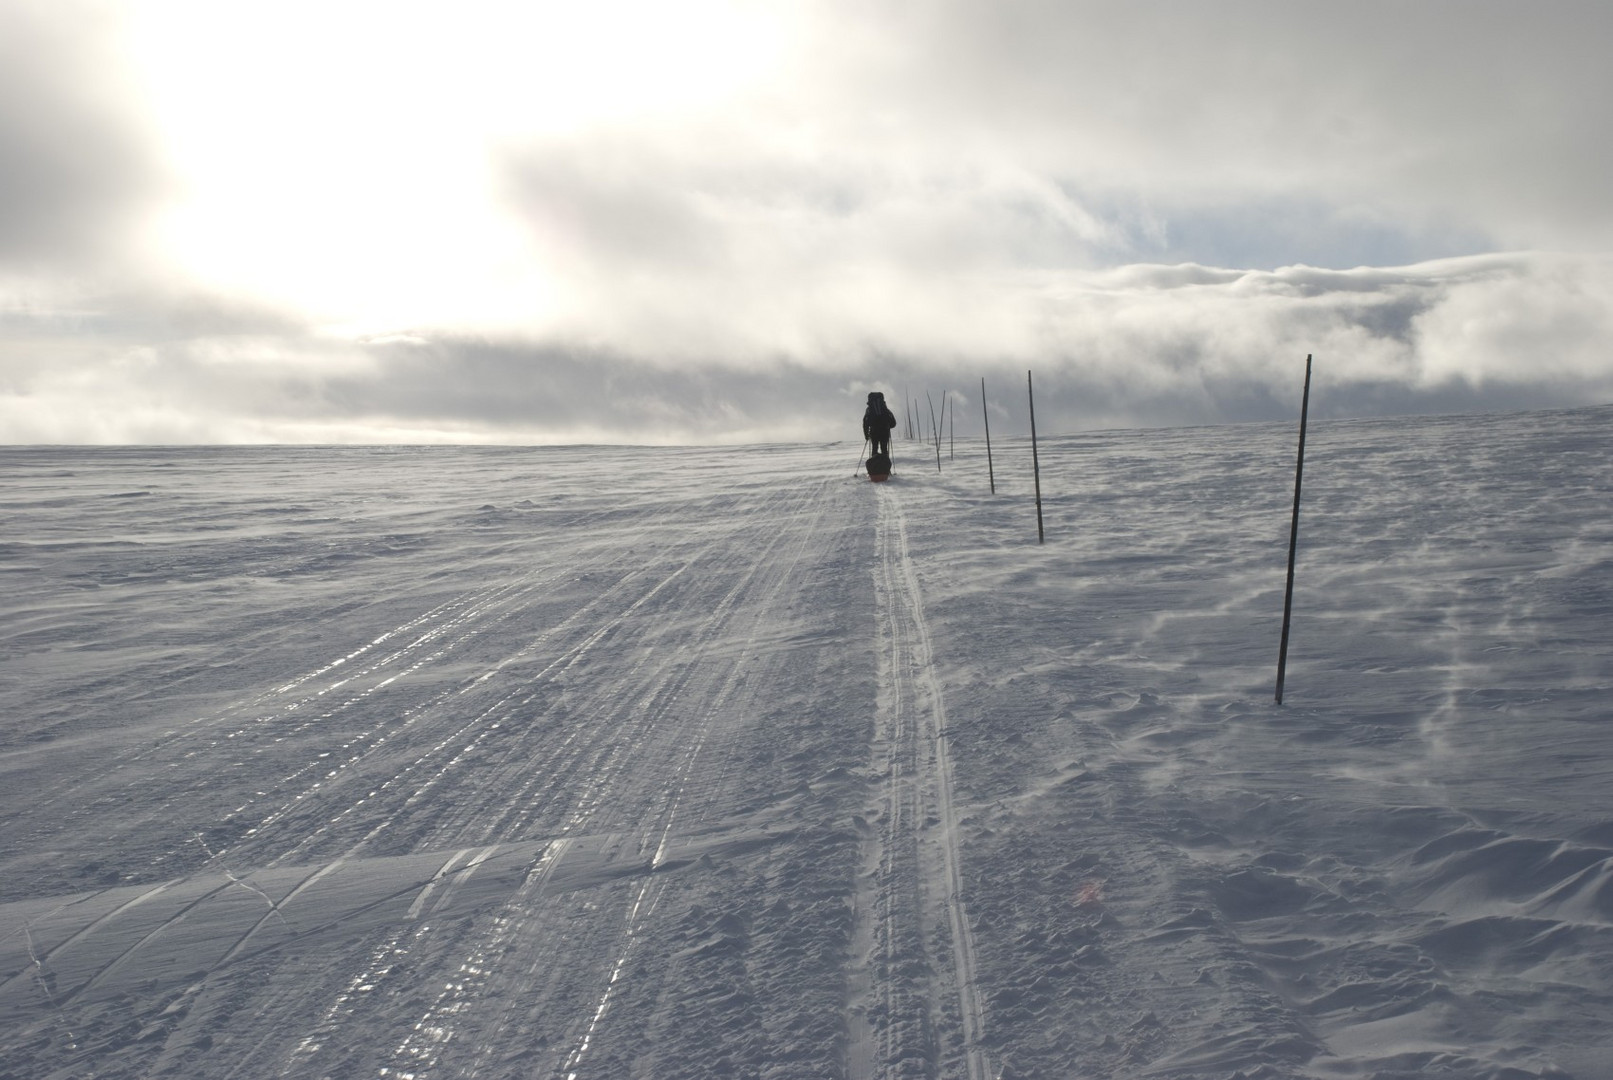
[861,391,898,482]
[862,392,896,457]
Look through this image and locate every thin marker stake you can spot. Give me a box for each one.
[982,377,995,494]
[1028,370,1044,543]
[1275,354,1313,704]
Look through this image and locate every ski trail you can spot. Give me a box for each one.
[855,486,992,1080]
[365,482,837,1079]
[239,554,689,869]
[5,469,868,1079]
[66,879,239,1003]
[404,848,476,920]
[892,506,991,1080]
[851,490,928,1079]
[216,858,346,966]
[517,489,835,1078]
[256,485,805,870]
[0,881,173,984]
[10,579,524,823]
[434,485,843,1078]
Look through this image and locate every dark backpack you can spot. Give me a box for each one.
[863,399,895,433]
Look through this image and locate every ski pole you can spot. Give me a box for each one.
[852,438,869,477]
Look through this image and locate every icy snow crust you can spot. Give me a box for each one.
[2,407,1610,1079]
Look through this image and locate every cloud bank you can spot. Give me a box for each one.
[6,253,1609,444]
[2,1,1610,443]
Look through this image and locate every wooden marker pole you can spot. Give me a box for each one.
[1028,370,1044,543]
[1275,354,1313,704]
[982,377,995,494]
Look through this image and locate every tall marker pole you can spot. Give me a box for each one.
[982,377,995,494]
[927,392,942,471]
[1028,370,1044,543]
[1275,354,1313,705]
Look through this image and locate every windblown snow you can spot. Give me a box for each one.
[2,406,1610,1079]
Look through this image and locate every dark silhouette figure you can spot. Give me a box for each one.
[863,391,897,456]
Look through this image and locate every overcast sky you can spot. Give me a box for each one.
[3,0,1611,444]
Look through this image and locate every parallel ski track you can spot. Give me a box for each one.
[854,488,991,1080]
[103,491,762,877]
[7,499,632,836]
[3,490,747,1075]
[203,478,840,1079]
[440,478,844,1080]
[541,480,843,1080]
[5,474,854,1079]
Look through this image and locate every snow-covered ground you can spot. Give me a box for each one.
[2,406,1610,1080]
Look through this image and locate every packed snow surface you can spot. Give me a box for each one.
[3,406,1610,1079]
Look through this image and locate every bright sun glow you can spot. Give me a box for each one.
[125,0,789,335]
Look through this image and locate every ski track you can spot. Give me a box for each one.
[849,487,992,1080]
[379,478,837,1080]
[0,456,852,1077]
[101,471,853,1080]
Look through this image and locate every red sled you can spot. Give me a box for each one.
[866,452,891,482]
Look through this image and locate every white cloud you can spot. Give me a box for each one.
[5,252,1610,443]
[817,0,1613,252]
[1413,256,1613,386]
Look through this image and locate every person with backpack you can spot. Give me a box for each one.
[862,391,897,457]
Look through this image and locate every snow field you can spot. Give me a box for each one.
[2,408,1611,1079]
[901,408,1612,1078]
